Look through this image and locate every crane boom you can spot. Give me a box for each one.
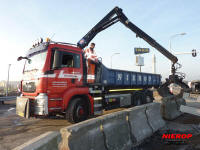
[77,7,178,64]
[77,6,188,97]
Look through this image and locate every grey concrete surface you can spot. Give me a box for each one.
[127,105,152,143]
[101,111,132,150]
[180,105,200,117]
[59,118,105,150]
[161,96,185,120]
[146,102,165,132]
[186,96,200,108]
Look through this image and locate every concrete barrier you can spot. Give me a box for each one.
[180,105,200,117]
[146,103,165,132]
[14,103,166,150]
[59,118,105,150]
[126,105,152,143]
[101,111,132,150]
[13,131,61,150]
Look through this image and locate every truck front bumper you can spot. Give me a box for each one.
[16,93,49,118]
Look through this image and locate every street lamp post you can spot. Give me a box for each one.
[111,53,120,68]
[169,32,186,74]
[6,64,11,97]
[152,54,156,74]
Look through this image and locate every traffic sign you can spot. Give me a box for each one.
[134,48,150,55]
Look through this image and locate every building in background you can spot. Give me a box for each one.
[0,80,20,95]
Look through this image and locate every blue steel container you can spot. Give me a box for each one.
[100,64,161,88]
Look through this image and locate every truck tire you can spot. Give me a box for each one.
[133,92,143,106]
[66,97,89,123]
[144,90,154,103]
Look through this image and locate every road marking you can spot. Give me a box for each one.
[8,108,15,111]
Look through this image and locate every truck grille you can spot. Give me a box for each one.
[22,81,36,93]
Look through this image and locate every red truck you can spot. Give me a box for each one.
[16,7,185,123]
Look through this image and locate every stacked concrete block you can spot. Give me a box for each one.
[161,95,186,120]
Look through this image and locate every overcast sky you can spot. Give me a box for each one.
[0,0,199,81]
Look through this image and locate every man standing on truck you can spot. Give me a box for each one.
[84,43,98,83]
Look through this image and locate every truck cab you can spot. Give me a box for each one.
[17,40,94,122]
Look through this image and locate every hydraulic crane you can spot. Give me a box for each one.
[77,6,188,95]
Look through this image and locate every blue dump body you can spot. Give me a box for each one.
[99,64,161,88]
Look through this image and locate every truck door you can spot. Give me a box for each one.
[47,48,83,100]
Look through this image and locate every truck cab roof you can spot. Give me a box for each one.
[27,41,83,57]
[49,41,83,53]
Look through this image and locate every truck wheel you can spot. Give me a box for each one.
[133,92,143,106]
[145,91,154,103]
[66,98,88,123]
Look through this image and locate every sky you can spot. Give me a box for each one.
[0,0,199,81]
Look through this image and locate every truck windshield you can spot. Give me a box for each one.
[24,51,47,72]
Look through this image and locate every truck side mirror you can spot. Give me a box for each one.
[17,56,23,61]
[52,50,61,69]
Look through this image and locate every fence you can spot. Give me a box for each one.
[0,96,17,102]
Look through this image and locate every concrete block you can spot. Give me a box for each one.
[176,98,186,108]
[169,83,182,96]
[161,96,185,120]
[13,131,61,150]
[126,105,152,143]
[146,103,165,132]
[161,96,179,120]
[180,105,200,117]
[101,111,132,150]
[59,118,105,150]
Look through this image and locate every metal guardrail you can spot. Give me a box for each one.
[0,96,17,102]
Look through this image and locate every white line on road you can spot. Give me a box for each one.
[8,107,15,111]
